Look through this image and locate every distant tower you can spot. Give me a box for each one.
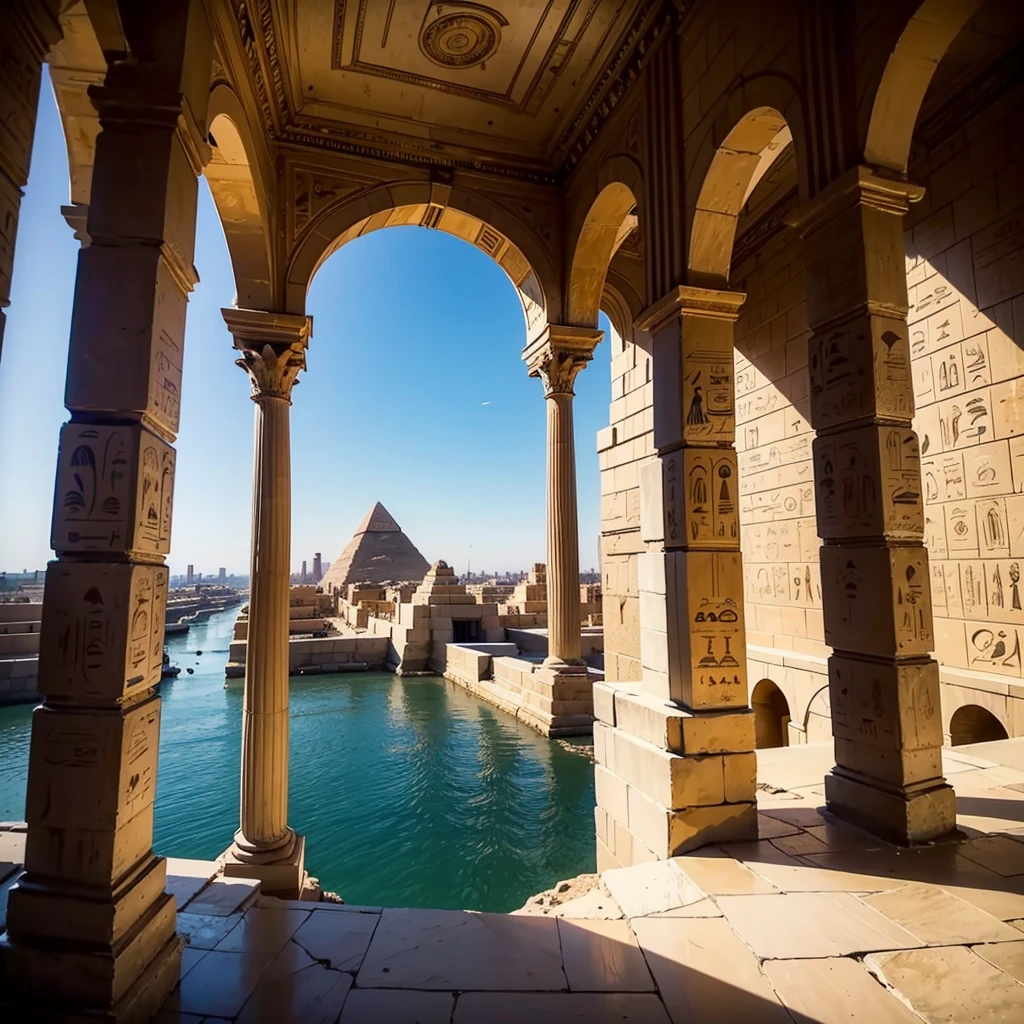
[218,567,226,582]
[186,564,194,585]
[312,552,323,583]
[301,560,308,583]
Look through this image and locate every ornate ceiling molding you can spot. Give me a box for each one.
[226,0,688,186]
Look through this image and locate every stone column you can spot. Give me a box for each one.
[221,309,311,898]
[790,166,955,844]
[0,1,61,364]
[524,325,602,667]
[0,3,213,1019]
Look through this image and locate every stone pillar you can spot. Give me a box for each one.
[790,166,955,844]
[590,287,757,870]
[0,4,213,1019]
[0,0,61,364]
[221,309,311,898]
[524,325,602,667]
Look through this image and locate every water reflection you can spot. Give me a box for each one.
[0,609,596,912]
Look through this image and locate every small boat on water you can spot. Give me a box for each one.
[161,650,181,678]
[165,621,191,636]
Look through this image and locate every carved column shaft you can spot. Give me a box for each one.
[525,326,602,667]
[546,391,581,663]
[1,4,213,1018]
[792,166,955,844]
[222,309,310,895]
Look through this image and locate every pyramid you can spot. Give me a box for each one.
[320,502,430,591]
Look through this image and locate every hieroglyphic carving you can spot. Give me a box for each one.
[820,545,933,657]
[675,550,747,708]
[808,315,913,428]
[660,449,738,548]
[37,562,169,700]
[52,424,175,558]
[813,425,923,539]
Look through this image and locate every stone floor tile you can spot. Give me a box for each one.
[557,918,655,992]
[453,991,671,1023]
[290,905,379,971]
[770,832,832,857]
[1011,919,1024,933]
[763,957,922,1023]
[236,942,353,1024]
[803,822,886,853]
[943,749,1002,770]
[184,876,262,916]
[602,860,701,918]
[630,916,791,1023]
[255,896,382,914]
[153,992,207,1024]
[672,849,779,895]
[955,787,1024,834]
[177,911,244,950]
[756,744,835,791]
[166,859,221,910]
[867,946,1024,1022]
[180,947,208,980]
[548,888,624,919]
[973,939,1024,983]
[758,804,830,828]
[716,892,920,959]
[0,830,25,864]
[339,989,455,1023]
[214,906,311,955]
[729,842,902,893]
[646,898,723,918]
[357,908,566,990]
[756,812,803,839]
[863,883,1022,944]
[956,835,1024,876]
[178,949,280,1018]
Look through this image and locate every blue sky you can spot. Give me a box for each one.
[0,72,610,577]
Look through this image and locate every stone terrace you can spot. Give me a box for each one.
[4,741,1022,1023]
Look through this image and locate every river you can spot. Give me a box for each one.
[0,607,596,911]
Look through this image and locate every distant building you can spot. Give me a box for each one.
[218,567,226,582]
[300,560,307,583]
[186,564,194,585]
[312,552,322,583]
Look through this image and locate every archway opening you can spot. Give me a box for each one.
[688,106,792,287]
[949,705,1009,747]
[752,678,791,749]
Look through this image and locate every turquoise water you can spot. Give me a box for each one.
[0,608,596,912]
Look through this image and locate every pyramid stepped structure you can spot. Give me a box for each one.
[320,502,429,592]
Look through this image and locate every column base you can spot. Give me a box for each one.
[825,769,958,845]
[0,893,180,1021]
[221,829,306,899]
[541,656,587,671]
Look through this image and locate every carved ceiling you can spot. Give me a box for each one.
[229,0,665,180]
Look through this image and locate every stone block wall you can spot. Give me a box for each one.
[903,81,1024,739]
[598,323,655,683]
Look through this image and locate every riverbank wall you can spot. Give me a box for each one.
[225,634,390,682]
[0,604,41,706]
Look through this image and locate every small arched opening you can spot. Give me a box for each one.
[752,678,791,749]
[949,705,1009,747]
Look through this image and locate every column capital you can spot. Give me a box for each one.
[223,308,312,402]
[60,203,90,247]
[635,285,746,335]
[786,165,925,239]
[523,324,603,397]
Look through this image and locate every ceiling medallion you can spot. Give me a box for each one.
[419,6,505,69]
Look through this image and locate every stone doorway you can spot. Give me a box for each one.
[752,678,791,749]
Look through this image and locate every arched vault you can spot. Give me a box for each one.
[284,182,555,342]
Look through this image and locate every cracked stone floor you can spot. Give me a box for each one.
[2,739,1024,1022]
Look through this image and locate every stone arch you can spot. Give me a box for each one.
[285,182,553,342]
[567,156,643,328]
[752,678,792,749]
[688,105,796,287]
[865,0,986,174]
[205,85,275,310]
[949,703,1010,746]
[602,267,644,346]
